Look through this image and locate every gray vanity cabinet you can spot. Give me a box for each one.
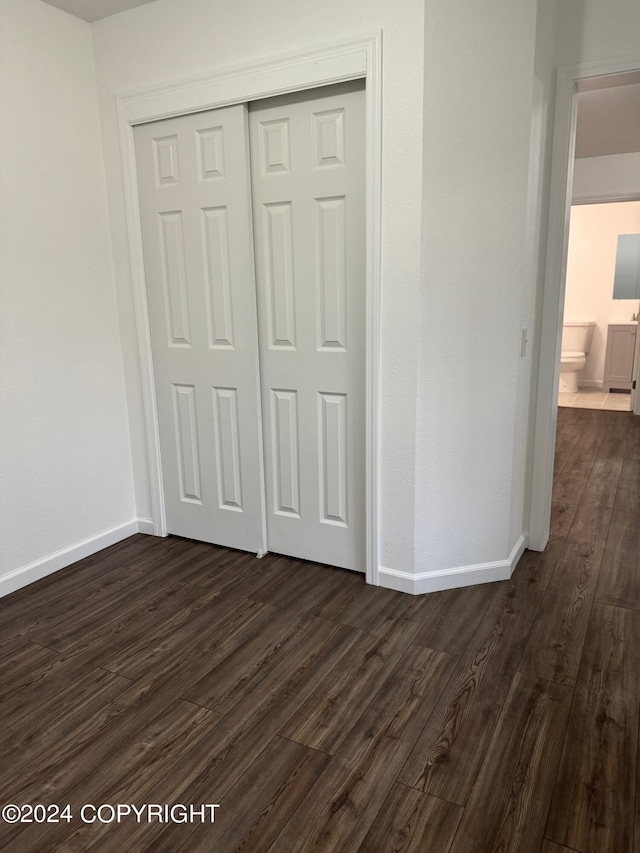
[603,324,637,392]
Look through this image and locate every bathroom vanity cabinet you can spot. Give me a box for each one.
[603,323,637,392]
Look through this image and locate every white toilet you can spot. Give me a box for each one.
[559,321,595,393]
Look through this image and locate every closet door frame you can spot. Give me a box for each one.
[117,33,382,585]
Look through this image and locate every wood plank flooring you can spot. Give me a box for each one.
[2,406,640,851]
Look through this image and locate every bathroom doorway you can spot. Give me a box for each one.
[559,200,640,414]
[529,62,640,551]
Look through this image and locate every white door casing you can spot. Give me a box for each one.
[249,82,366,572]
[134,105,266,552]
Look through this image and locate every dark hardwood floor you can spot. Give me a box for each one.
[2,405,640,852]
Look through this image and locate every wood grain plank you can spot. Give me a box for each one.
[154,737,329,853]
[591,423,628,480]
[267,645,456,853]
[545,603,640,853]
[248,556,361,617]
[448,672,572,853]
[554,420,582,478]
[557,405,583,425]
[120,534,196,572]
[318,581,413,635]
[93,621,360,853]
[100,588,270,680]
[614,458,640,513]
[0,640,58,689]
[541,841,581,853]
[406,583,496,656]
[7,700,222,853]
[0,650,99,729]
[58,533,170,578]
[0,584,203,736]
[519,542,603,686]
[70,581,204,662]
[30,566,182,652]
[0,564,142,644]
[595,509,640,611]
[561,419,604,479]
[512,537,566,599]
[134,540,252,589]
[623,420,640,460]
[182,607,312,713]
[0,600,275,808]
[567,475,618,548]
[397,567,548,805]
[551,470,590,540]
[176,545,262,589]
[358,784,462,853]
[0,666,133,792]
[279,618,421,754]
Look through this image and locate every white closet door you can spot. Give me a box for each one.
[135,105,265,552]
[249,81,366,572]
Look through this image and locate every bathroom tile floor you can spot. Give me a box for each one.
[558,386,631,411]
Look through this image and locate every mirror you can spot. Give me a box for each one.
[613,233,640,299]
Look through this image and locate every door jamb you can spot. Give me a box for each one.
[528,53,640,551]
[117,33,382,585]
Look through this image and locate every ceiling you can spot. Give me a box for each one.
[41,0,158,23]
[575,71,640,159]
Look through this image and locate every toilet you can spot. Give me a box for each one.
[559,321,595,393]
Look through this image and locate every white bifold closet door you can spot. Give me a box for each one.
[249,81,366,572]
[134,105,265,552]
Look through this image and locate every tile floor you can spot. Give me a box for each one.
[558,386,632,411]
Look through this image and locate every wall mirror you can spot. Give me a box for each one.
[613,233,640,299]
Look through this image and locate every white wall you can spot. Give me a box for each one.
[573,153,640,203]
[564,202,640,385]
[556,0,640,67]
[0,0,136,592]
[413,0,538,580]
[91,0,426,576]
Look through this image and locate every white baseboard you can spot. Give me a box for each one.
[136,517,156,535]
[579,379,603,388]
[0,519,143,599]
[378,534,528,595]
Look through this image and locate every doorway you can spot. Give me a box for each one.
[529,61,640,551]
[558,201,640,415]
[133,81,367,573]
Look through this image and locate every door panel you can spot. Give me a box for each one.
[135,105,265,552]
[249,81,366,572]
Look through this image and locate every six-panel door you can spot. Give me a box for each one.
[135,82,365,571]
[249,81,366,572]
[134,105,266,552]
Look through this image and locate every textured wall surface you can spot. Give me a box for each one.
[556,0,640,66]
[414,0,539,573]
[0,0,135,578]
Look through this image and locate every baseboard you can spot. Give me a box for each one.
[378,534,528,595]
[579,379,603,389]
[0,519,141,599]
[136,517,156,535]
